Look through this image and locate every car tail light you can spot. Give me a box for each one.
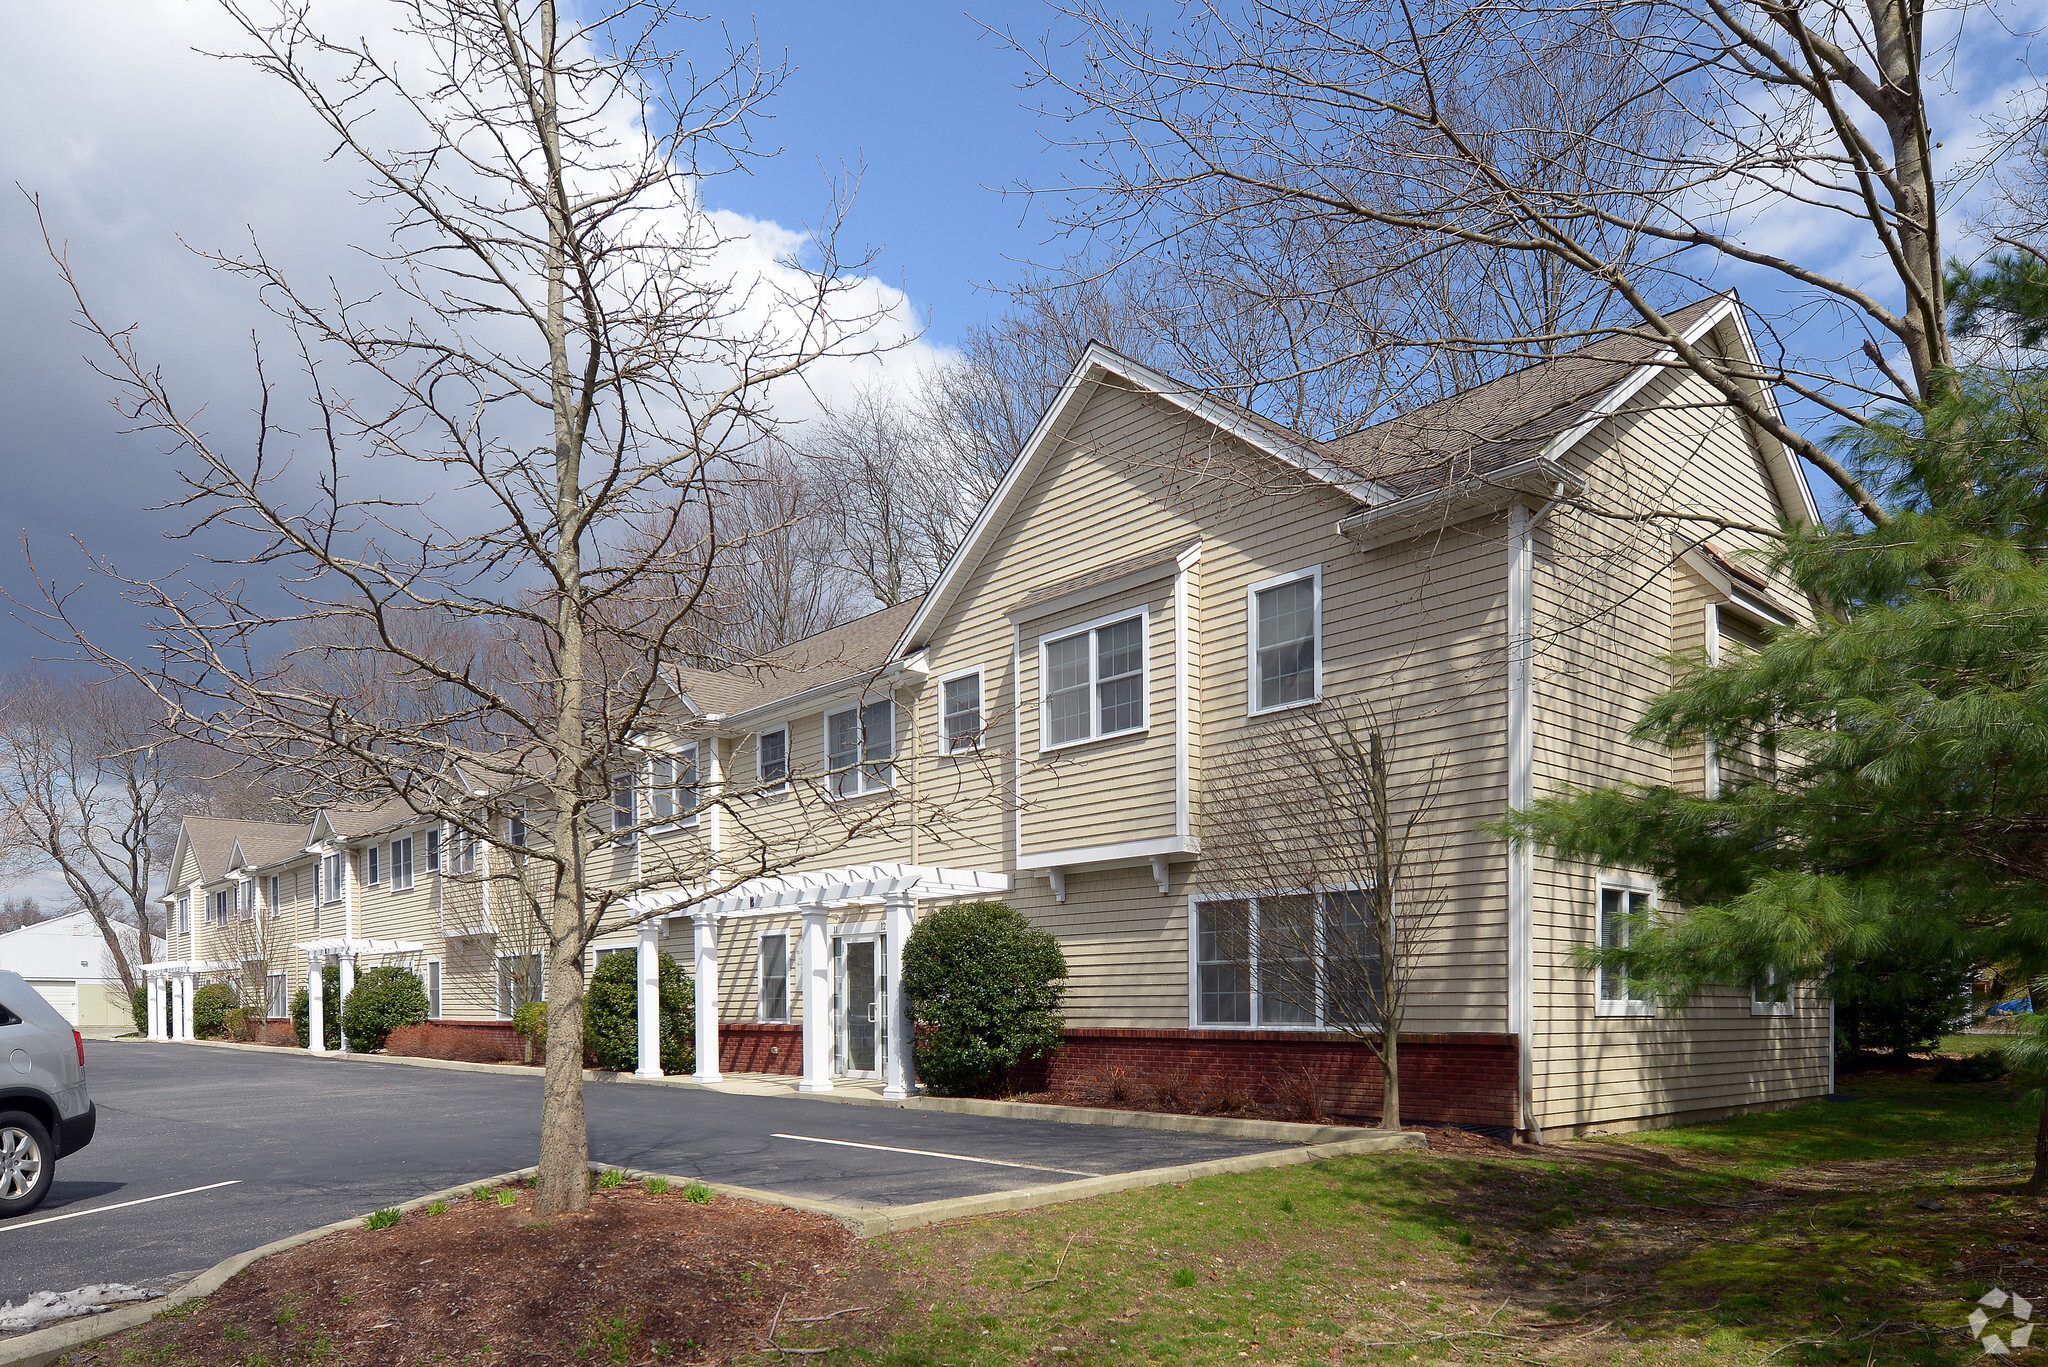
[74,1030,85,1068]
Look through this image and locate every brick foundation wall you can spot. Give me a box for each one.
[720,1023,802,1075]
[1013,1029,1519,1130]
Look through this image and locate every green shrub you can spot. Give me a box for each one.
[130,985,148,1035]
[646,1177,671,1196]
[584,950,693,1074]
[340,966,431,1052]
[290,964,343,1050]
[1937,1052,2009,1083]
[901,900,1066,1095]
[191,982,237,1040]
[682,1180,713,1204]
[364,1208,401,1230]
[596,1167,627,1189]
[512,1000,548,1057]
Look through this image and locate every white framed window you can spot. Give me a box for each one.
[1596,882,1657,1016]
[497,952,543,1018]
[390,837,414,891]
[939,667,985,754]
[450,829,479,876]
[825,699,895,799]
[365,844,380,886]
[758,931,790,1023]
[425,959,442,1018]
[757,726,789,793]
[267,875,281,918]
[236,879,255,921]
[320,852,345,904]
[1751,967,1795,1016]
[650,746,700,826]
[176,894,190,935]
[1190,888,1384,1028]
[1248,566,1322,714]
[424,828,441,872]
[266,971,288,1018]
[508,806,528,848]
[1040,609,1148,750]
[610,770,637,841]
[211,888,231,926]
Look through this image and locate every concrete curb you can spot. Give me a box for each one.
[132,1038,1392,1144]
[0,1167,537,1367]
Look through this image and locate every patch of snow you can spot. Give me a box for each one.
[0,1284,163,1334]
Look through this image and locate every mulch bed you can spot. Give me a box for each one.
[69,1183,888,1367]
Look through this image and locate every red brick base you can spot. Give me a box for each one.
[1012,1029,1519,1130]
[720,1023,802,1075]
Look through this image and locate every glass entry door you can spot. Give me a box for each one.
[833,934,885,1077]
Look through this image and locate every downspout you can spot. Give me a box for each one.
[1507,484,1570,1145]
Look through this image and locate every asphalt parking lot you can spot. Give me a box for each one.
[3,1041,1284,1304]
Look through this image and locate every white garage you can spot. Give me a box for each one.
[0,909,164,1030]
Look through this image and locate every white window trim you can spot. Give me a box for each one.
[936,665,987,756]
[425,957,442,1018]
[1038,605,1151,753]
[822,695,897,801]
[756,725,791,795]
[757,929,792,1023]
[267,875,282,919]
[1595,877,1659,1018]
[648,744,701,831]
[610,770,638,842]
[390,836,415,892]
[364,844,380,887]
[1751,967,1796,1017]
[1246,564,1324,717]
[1185,885,1379,1030]
[176,894,191,936]
[319,851,346,904]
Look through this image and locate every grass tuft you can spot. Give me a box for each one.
[682,1180,714,1204]
[646,1176,671,1196]
[363,1208,401,1230]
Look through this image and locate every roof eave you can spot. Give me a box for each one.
[1337,456,1586,552]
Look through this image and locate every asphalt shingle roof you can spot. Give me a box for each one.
[671,598,925,720]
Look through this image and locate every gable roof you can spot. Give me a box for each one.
[173,815,311,886]
[669,598,926,723]
[893,293,1815,658]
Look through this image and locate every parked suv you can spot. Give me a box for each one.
[0,969,96,1217]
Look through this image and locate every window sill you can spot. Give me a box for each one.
[1189,1019,1332,1032]
[1038,725,1150,756]
[1248,694,1321,720]
[648,818,702,834]
[939,741,986,758]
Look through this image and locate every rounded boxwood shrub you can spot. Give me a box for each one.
[191,982,237,1040]
[902,900,1067,1096]
[129,984,148,1036]
[512,1000,548,1055]
[341,966,431,1053]
[584,949,693,1074]
[290,963,343,1051]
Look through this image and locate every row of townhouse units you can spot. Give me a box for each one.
[148,294,1833,1139]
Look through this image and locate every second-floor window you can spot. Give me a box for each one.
[941,668,983,754]
[320,852,345,903]
[1250,567,1321,713]
[1042,613,1146,748]
[365,845,380,886]
[267,875,281,918]
[451,830,479,876]
[611,771,637,840]
[825,700,894,799]
[390,837,414,891]
[650,747,699,825]
[211,889,231,926]
[236,879,255,920]
[176,894,190,935]
[757,727,788,791]
[425,828,440,872]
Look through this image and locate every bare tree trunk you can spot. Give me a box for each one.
[2030,1093,2048,1195]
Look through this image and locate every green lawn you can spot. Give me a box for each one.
[780,1073,2044,1367]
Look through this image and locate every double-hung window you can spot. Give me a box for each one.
[1596,883,1657,1016]
[1192,888,1386,1029]
[940,668,984,754]
[758,932,790,1022]
[236,879,255,921]
[825,700,894,799]
[176,894,190,935]
[611,770,637,841]
[267,875,281,918]
[320,852,345,904]
[425,828,441,872]
[451,830,478,876]
[497,953,543,1018]
[757,727,789,792]
[266,971,288,1018]
[211,889,231,926]
[1249,566,1321,713]
[650,746,699,825]
[365,845,380,886]
[390,837,414,891]
[508,807,528,848]
[1751,966,1794,1016]
[1041,611,1146,748]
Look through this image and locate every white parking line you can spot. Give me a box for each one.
[770,1133,1095,1177]
[1,1180,242,1233]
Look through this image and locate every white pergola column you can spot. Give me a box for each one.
[634,919,664,1079]
[881,891,916,1099]
[798,907,833,1093]
[337,953,355,1052]
[693,912,722,1083]
[146,976,163,1041]
[307,952,326,1053]
[175,974,192,1041]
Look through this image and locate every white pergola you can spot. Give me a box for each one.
[627,862,1008,1098]
[295,937,424,1053]
[141,959,232,1041]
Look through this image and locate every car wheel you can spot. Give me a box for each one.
[0,1112,54,1218]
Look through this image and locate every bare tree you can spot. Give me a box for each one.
[0,897,46,935]
[32,0,911,1216]
[1197,700,1454,1129]
[1018,0,2025,525]
[0,667,186,993]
